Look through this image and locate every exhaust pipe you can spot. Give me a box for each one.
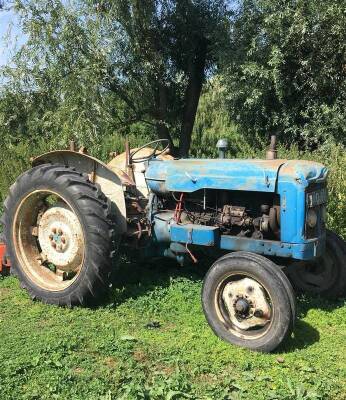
[266,135,277,160]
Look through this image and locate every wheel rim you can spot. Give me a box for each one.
[290,249,338,293]
[13,190,85,291]
[215,273,273,340]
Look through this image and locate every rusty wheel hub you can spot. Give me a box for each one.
[38,203,84,273]
[222,277,271,331]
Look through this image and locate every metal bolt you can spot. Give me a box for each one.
[228,292,232,297]
[235,298,250,313]
[31,226,39,237]
[49,234,54,240]
[52,242,57,248]
[61,236,66,244]
[247,286,254,293]
[52,228,57,234]
[254,309,264,318]
[58,228,63,235]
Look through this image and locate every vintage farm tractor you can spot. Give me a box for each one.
[1,137,345,352]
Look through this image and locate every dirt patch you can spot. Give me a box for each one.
[0,287,11,299]
[133,350,148,363]
[104,356,118,369]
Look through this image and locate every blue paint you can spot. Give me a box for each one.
[170,224,219,246]
[146,157,328,262]
[146,159,285,193]
[53,233,62,244]
[219,234,324,260]
[277,161,328,243]
[152,211,174,243]
[165,222,324,260]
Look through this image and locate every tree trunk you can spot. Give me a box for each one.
[155,82,177,156]
[179,40,207,158]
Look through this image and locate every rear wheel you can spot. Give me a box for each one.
[287,230,346,299]
[202,252,294,352]
[1,164,118,306]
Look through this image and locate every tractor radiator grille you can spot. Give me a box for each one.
[305,183,327,239]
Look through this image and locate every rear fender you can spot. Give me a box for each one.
[32,151,130,235]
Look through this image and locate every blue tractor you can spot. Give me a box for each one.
[2,137,345,352]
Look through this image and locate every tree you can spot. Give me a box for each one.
[1,0,229,156]
[221,0,346,148]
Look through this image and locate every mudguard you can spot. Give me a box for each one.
[32,150,129,235]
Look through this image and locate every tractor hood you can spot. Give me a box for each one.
[145,158,328,194]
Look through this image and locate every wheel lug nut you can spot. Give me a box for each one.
[254,309,263,318]
[58,229,63,235]
[52,228,57,234]
[61,237,66,244]
[49,234,53,240]
[52,242,57,248]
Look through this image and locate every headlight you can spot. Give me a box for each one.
[307,209,318,228]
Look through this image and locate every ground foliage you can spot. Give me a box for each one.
[0,261,346,400]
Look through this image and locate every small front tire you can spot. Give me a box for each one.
[202,252,294,352]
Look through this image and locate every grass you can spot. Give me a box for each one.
[0,260,345,400]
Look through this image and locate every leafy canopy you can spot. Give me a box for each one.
[221,0,346,148]
[0,0,229,156]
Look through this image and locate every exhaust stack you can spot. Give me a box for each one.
[266,135,277,160]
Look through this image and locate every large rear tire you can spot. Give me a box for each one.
[1,164,118,306]
[202,252,294,352]
[287,230,346,299]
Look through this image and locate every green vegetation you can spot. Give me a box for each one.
[0,0,229,156]
[1,261,346,400]
[222,0,346,148]
[0,1,346,398]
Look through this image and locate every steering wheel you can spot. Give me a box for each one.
[130,139,170,163]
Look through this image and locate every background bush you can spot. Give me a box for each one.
[1,99,345,239]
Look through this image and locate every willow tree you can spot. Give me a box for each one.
[2,0,229,156]
[221,0,346,148]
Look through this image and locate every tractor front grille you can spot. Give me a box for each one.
[305,183,327,239]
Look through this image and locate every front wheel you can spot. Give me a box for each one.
[2,164,118,306]
[202,252,294,352]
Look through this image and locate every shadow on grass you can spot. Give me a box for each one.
[296,294,345,317]
[281,319,320,352]
[278,294,345,352]
[107,257,208,306]
[103,256,344,352]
